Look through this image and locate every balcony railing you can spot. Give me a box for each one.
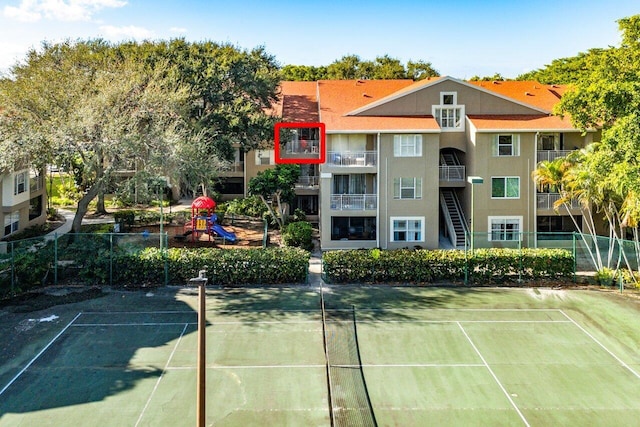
[283,140,320,154]
[29,175,44,192]
[227,161,244,173]
[327,151,377,167]
[439,165,465,182]
[296,176,319,187]
[537,150,573,162]
[537,193,581,210]
[330,194,377,210]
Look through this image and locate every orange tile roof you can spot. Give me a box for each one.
[275,78,574,132]
[316,79,439,131]
[468,114,576,131]
[276,81,318,122]
[469,80,565,112]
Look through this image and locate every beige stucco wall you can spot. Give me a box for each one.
[378,133,440,249]
[357,80,543,117]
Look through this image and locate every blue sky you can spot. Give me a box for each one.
[1,0,638,78]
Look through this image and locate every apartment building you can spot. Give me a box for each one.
[1,168,47,239]
[218,76,597,250]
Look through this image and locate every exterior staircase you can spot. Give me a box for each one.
[440,189,468,248]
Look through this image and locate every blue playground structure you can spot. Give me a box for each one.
[185,196,237,243]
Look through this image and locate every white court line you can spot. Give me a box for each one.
[73,322,197,327]
[355,320,571,324]
[166,364,326,370]
[135,323,189,427]
[559,310,640,380]
[0,312,83,397]
[457,322,530,427]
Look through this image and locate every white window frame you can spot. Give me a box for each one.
[255,149,275,166]
[4,210,20,236]
[14,171,27,196]
[393,135,422,157]
[492,134,520,157]
[393,177,422,200]
[440,91,457,105]
[491,176,520,199]
[488,216,523,241]
[432,96,465,131]
[390,216,425,242]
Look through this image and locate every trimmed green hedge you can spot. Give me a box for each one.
[113,247,310,286]
[322,248,574,285]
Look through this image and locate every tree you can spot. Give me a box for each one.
[0,40,191,232]
[280,64,328,81]
[531,14,640,278]
[248,164,300,229]
[406,60,439,80]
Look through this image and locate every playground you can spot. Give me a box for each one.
[131,196,271,248]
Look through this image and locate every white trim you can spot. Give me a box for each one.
[488,216,523,242]
[390,216,425,243]
[326,129,440,134]
[491,176,520,199]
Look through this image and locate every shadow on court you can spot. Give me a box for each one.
[212,285,506,321]
[0,288,196,420]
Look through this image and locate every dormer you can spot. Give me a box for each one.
[432,91,465,131]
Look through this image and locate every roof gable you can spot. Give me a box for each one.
[347,76,553,117]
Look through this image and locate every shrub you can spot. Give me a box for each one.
[595,267,616,286]
[323,248,574,285]
[282,221,313,251]
[225,196,268,218]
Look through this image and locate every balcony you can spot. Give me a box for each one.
[537,193,581,210]
[30,175,44,192]
[537,150,573,162]
[327,151,377,167]
[439,166,465,182]
[330,194,377,211]
[296,176,319,188]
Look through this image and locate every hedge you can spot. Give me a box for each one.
[112,247,310,287]
[322,248,574,285]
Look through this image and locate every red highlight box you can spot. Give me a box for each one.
[274,122,326,164]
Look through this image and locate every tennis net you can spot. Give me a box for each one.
[321,287,377,427]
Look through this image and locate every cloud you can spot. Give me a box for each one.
[3,0,127,22]
[99,25,154,40]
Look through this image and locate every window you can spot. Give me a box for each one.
[393,135,422,157]
[492,135,520,156]
[441,92,456,105]
[489,216,522,241]
[491,177,520,199]
[331,217,376,240]
[537,215,581,240]
[390,216,424,242]
[255,149,274,165]
[433,92,464,130]
[14,171,27,195]
[538,133,561,150]
[4,211,19,236]
[393,178,422,199]
[333,174,365,194]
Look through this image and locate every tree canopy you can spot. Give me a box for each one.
[248,164,300,229]
[532,14,640,276]
[280,54,439,81]
[0,39,280,231]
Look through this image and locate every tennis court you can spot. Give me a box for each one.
[0,286,638,426]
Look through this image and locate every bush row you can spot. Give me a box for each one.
[112,247,310,287]
[322,248,574,285]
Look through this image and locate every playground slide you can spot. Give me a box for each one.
[211,224,237,243]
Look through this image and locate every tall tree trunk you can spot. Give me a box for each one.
[95,191,108,214]
[72,183,102,233]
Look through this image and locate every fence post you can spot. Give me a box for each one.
[109,233,114,286]
[164,232,169,286]
[54,233,58,286]
[518,237,523,282]
[464,233,469,286]
[572,232,577,283]
[10,241,15,294]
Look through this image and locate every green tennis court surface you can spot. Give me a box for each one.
[0,286,638,426]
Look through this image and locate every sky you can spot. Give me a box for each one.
[0,0,638,79]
